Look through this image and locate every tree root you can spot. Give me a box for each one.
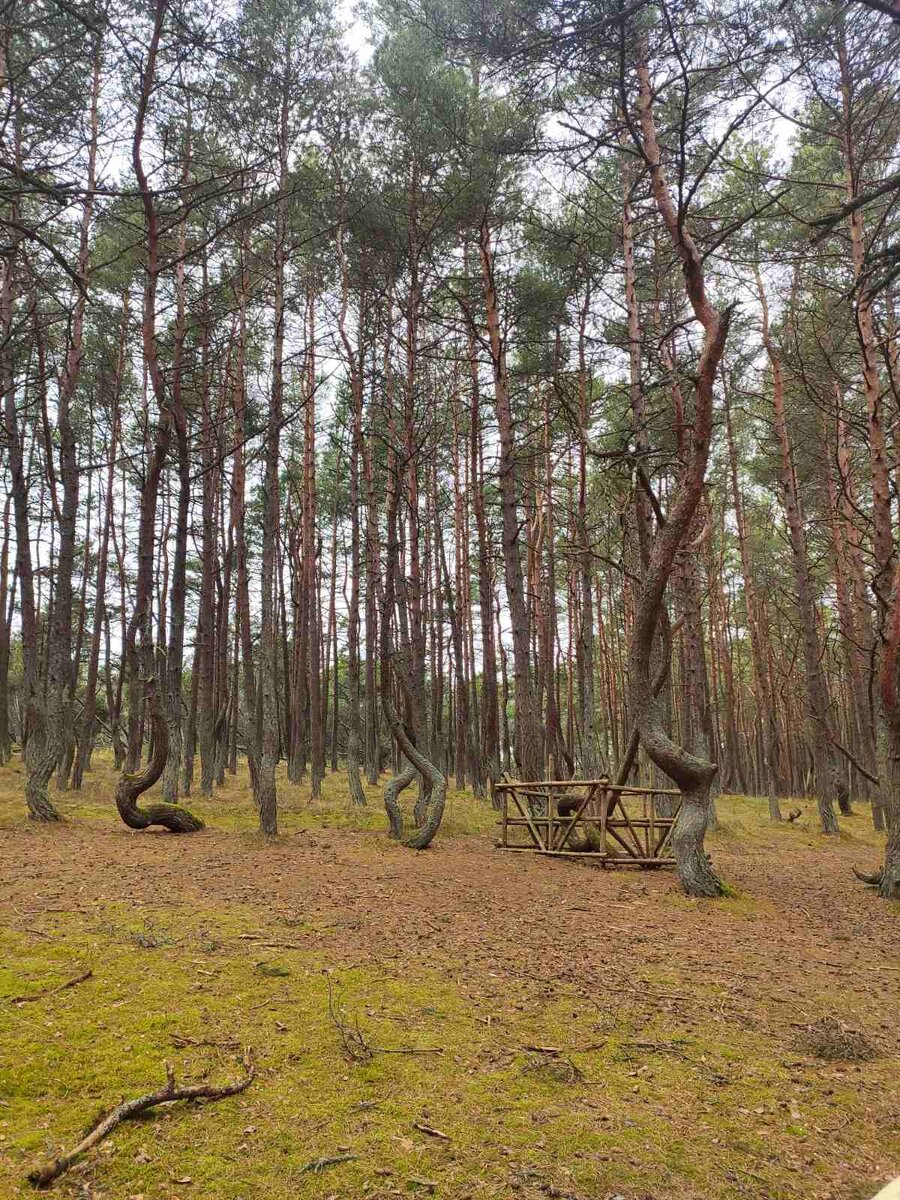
[27,1050,254,1188]
[853,864,900,898]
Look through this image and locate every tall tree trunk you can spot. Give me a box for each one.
[464,265,500,789]
[0,497,12,764]
[253,78,291,835]
[478,217,541,780]
[723,381,782,818]
[822,400,881,821]
[304,284,324,797]
[162,128,192,803]
[0,24,58,819]
[115,0,201,834]
[575,285,601,777]
[232,224,259,800]
[838,43,900,890]
[756,269,840,834]
[379,382,446,849]
[336,212,366,805]
[196,291,219,796]
[363,347,382,786]
[625,56,731,895]
[73,299,126,788]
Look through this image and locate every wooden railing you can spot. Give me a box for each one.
[493,777,682,867]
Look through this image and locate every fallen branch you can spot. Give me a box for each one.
[300,1154,357,1173]
[10,969,93,1006]
[413,1122,451,1141]
[326,974,374,1062]
[169,1033,240,1050]
[325,975,443,1061]
[618,1039,691,1060]
[373,1045,444,1056]
[521,1042,606,1055]
[27,1050,254,1189]
[830,737,880,786]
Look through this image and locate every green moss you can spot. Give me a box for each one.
[2,898,898,1199]
[0,758,896,1198]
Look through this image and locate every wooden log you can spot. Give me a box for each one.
[494,845,675,863]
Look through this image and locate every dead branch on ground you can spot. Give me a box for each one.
[10,969,92,1005]
[325,974,444,1061]
[27,1049,254,1188]
[300,1153,358,1173]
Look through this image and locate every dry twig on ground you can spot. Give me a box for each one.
[27,1050,254,1188]
[300,1153,358,1173]
[9,969,92,1005]
[793,1017,876,1062]
[325,974,443,1061]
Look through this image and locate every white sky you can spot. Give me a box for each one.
[338,0,374,62]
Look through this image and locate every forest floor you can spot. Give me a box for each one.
[0,757,897,1200]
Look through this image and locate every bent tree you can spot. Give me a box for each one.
[379,364,447,850]
[623,45,733,896]
[114,0,202,835]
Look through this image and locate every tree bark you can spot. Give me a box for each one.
[625,57,732,895]
[756,269,840,834]
[478,217,542,780]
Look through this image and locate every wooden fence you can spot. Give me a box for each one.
[493,777,682,867]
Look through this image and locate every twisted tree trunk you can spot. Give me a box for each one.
[625,57,733,895]
[114,0,201,834]
[378,329,446,849]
